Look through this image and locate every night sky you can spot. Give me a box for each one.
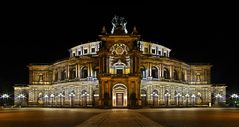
[0,3,238,95]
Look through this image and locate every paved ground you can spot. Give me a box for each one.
[0,108,239,127]
[139,108,239,127]
[76,109,162,127]
[0,108,100,127]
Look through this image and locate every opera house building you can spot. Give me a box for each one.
[14,16,226,108]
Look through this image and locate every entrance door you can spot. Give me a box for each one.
[112,84,127,107]
[116,93,123,106]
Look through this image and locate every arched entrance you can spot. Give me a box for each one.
[112,84,127,107]
[152,90,159,107]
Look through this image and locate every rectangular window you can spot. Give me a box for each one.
[84,49,87,54]
[116,69,123,75]
[91,48,95,53]
[152,49,156,54]
[158,51,161,55]
[164,51,167,56]
[164,53,167,56]
[144,48,148,53]
[78,51,81,55]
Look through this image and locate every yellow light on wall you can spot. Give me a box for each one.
[109,68,114,74]
[125,69,130,74]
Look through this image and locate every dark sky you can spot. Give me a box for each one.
[0,3,238,95]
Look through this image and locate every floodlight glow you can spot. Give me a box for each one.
[2,94,10,98]
[215,93,222,98]
[18,94,25,98]
[231,94,238,98]
[50,94,55,98]
[44,95,49,98]
[69,92,75,97]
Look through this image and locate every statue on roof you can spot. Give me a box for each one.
[111,15,128,35]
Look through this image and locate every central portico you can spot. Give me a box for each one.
[97,16,141,108]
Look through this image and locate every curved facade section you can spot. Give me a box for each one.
[14,16,226,108]
[69,41,101,57]
[138,41,171,57]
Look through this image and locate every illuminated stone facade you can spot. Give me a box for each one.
[14,16,226,108]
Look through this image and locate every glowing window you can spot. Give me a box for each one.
[152,49,156,54]
[84,49,88,54]
[158,51,161,55]
[91,48,95,53]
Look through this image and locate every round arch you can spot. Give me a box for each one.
[112,83,127,107]
[152,66,159,79]
[152,89,159,107]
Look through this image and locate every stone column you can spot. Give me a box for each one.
[58,69,61,81]
[159,64,162,78]
[106,56,109,74]
[75,64,78,78]
[149,63,152,77]
[52,69,55,81]
[148,62,152,80]
[87,63,90,79]
[170,66,173,80]
[78,64,81,79]
[67,65,70,79]
[156,46,158,55]
[81,47,83,55]
[90,63,93,78]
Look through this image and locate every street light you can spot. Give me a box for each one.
[58,93,64,107]
[17,94,26,107]
[191,94,196,106]
[185,93,189,106]
[82,91,88,107]
[43,95,49,106]
[50,94,55,106]
[164,92,170,107]
[69,92,75,107]
[32,88,37,103]
[152,91,158,107]
[231,93,238,107]
[215,93,222,105]
[175,93,181,107]
[2,94,10,107]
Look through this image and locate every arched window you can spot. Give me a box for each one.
[81,67,88,78]
[196,73,201,82]
[93,66,99,79]
[181,71,186,81]
[69,67,76,79]
[152,66,158,79]
[140,66,146,79]
[81,90,88,107]
[163,67,170,79]
[141,89,147,106]
[54,71,58,82]
[174,69,179,80]
[112,60,126,75]
[61,69,66,80]
[152,90,159,107]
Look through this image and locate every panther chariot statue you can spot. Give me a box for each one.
[111,16,128,35]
